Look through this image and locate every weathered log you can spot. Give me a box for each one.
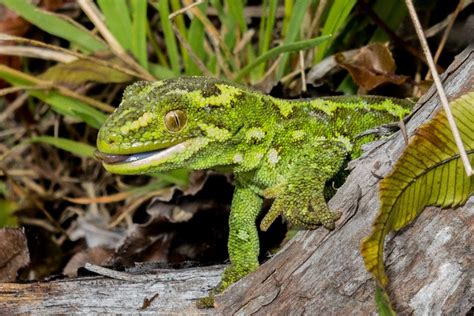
[0,46,471,314]
[215,45,474,315]
[0,264,223,314]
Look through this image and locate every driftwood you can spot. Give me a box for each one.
[0,46,472,314]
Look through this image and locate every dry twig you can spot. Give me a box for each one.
[405,0,473,176]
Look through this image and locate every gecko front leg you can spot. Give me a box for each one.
[260,141,347,231]
[223,185,262,287]
[198,184,262,308]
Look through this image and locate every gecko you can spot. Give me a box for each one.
[95,76,411,304]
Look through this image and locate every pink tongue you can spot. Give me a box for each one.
[94,150,130,164]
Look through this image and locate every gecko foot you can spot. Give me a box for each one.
[295,208,342,230]
[196,264,257,309]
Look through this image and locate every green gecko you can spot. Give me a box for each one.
[95,76,411,302]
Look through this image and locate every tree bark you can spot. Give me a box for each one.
[0,46,471,314]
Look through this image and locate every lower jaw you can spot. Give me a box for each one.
[100,146,181,174]
[102,162,150,175]
[97,138,205,175]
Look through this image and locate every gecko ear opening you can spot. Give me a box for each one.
[164,109,187,132]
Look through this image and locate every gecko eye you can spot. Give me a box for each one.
[164,109,187,132]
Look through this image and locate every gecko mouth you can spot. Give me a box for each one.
[94,137,209,174]
[94,149,164,165]
[95,141,190,167]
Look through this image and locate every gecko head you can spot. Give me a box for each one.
[96,76,261,174]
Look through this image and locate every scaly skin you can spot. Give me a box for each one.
[95,76,411,303]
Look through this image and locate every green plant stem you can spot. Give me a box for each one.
[235,35,331,82]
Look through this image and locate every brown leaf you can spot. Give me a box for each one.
[68,213,125,249]
[336,43,408,91]
[0,1,70,87]
[40,0,68,11]
[182,171,210,196]
[0,0,69,37]
[0,228,30,282]
[0,5,30,36]
[63,247,114,277]
[115,199,218,263]
[108,171,210,228]
[0,5,28,87]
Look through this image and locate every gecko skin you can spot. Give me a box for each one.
[95,76,410,297]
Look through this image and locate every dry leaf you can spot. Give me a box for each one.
[63,247,114,277]
[68,213,124,248]
[336,43,408,91]
[0,4,30,36]
[0,228,30,282]
[40,58,133,87]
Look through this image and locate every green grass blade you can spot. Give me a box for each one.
[0,65,106,128]
[146,21,169,68]
[151,0,180,74]
[217,6,241,57]
[149,63,177,79]
[154,169,189,188]
[0,0,106,53]
[227,0,255,69]
[371,0,407,42]
[227,0,247,33]
[204,0,237,73]
[235,35,331,81]
[32,92,106,129]
[97,0,133,50]
[282,0,294,36]
[211,1,237,71]
[257,0,278,76]
[275,0,312,80]
[257,0,269,54]
[186,3,207,75]
[0,199,17,228]
[222,2,239,49]
[313,0,357,62]
[130,0,149,69]
[29,136,96,158]
[170,0,190,72]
